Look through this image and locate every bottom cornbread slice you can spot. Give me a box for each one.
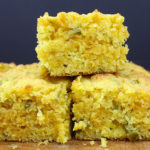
[0,63,71,143]
[72,62,150,141]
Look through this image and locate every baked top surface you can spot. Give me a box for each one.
[72,62,150,94]
[0,62,16,73]
[0,63,71,104]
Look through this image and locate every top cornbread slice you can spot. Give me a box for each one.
[36,10,129,76]
[0,63,71,143]
[72,62,150,141]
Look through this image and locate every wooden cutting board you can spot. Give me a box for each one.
[0,140,150,150]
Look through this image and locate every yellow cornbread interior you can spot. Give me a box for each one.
[72,63,150,141]
[0,63,71,143]
[36,10,129,76]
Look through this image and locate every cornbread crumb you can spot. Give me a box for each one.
[100,138,108,148]
[37,107,45,124]
[38,140,49,146]
[90,141,95,145]
[36,10,129,76]
[72,62,150,141]
[10,144,18,149]
[74,121,87,131]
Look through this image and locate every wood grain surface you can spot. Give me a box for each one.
[0,140,150,150]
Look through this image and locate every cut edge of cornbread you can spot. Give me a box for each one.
[36,10,129,76]
[0,63,71,143]
[39,63,116,77]
[72,62,150,141]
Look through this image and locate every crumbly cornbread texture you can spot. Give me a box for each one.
[36,10,129,76]
[0,62,16,72]
[0,63,71,143]
[72,62,150,141]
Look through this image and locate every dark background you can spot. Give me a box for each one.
[0,0,150,69]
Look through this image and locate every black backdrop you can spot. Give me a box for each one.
[0,0,150,69]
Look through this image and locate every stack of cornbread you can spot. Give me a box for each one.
[0,10,150,144]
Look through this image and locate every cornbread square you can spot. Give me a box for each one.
[36,10,129,76]
[0,63,71,143]
[72,62,150,141]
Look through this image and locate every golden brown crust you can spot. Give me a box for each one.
[0,62,16,72]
